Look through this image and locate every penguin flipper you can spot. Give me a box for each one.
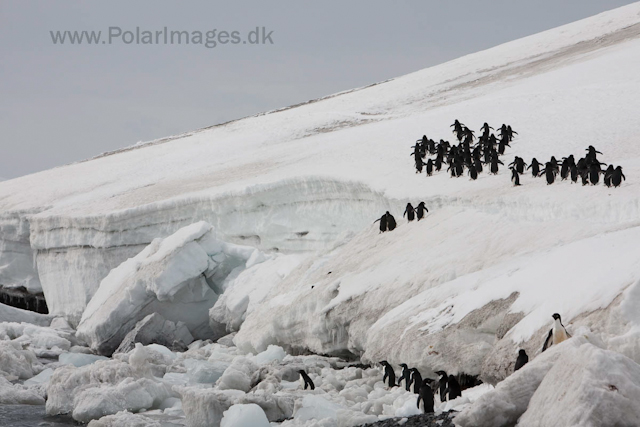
[542,329,553,352]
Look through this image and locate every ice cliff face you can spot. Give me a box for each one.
[0,1,640,387]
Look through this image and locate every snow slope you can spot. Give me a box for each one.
[0,2,639,383]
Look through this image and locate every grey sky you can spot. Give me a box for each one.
[1,1,636,179]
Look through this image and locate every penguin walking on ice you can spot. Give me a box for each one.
[403,204,416,222]
[528,158,543,177]
[410,368,423,394]
[380,361,396,387]
[514,349,528,372]
[298,370,315,390]
[446,374,462,400]
[434,371,448,402]
[386,213,397,231]
[417,379,435,414]
[542,313,571,352]
[398,363,412,391]
[373,213,388,233]
[612,166,626,188]
[415,202,428,220]
[510,167,521,186]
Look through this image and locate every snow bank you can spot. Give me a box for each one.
[77,221,263,355]
[115,312,194,354]
[518,343,640,426]
[455,334,600,427]
[220,403,269,427]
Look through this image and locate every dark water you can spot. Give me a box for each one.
[0,405,80,427]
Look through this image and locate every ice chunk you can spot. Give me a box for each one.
[114,312,193,354]
[294,394,344,422]
[0,376,45,405]
[184,358,230,384]
[77,222,265,355]
[220,403,269,427]
[518,343,640,426]
[252,344,286,365]
[72,377,173,423]
[0,340,41,379]
[216,356,257,392]
[46,359,137,416]
[87,410,162,426]
[59,352,108,367]
[0,302,51,326]
[24,367,54,385]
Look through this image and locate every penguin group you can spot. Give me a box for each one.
[515,146,625,187]
[379,361,464,414]
[374,202,428,233]
[412,120,517,180]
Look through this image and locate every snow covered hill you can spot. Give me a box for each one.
[1,2,640,391]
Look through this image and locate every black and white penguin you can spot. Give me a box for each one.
[398,363,412,391]
[417,379,435,414]
[612,166,626,188]
[386,213,397,231]
[510,167,521,186]
[298,369,315,390]
[447,374,461,400]
[528,158,543,177]
[410,368,423,394]
[380,361,396,387]
[415,202,428,220]
[514,349,528,372]
[541,313,571,352]
[403,204,416,222]
[373,213,388,233]
[434,370,448,402]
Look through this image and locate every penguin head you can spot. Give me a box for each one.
[552,313,561,321]
[380,360,389,366]
[400,363,408,369]
[434,370,447,377]
[298,369,306,374]
[518,349,527,356]
[423,378,433,385]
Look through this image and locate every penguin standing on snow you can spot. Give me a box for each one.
[434,371,448,402]
[398,363,412,391]
[514,349,528,372]
[403,204,416,222]
[380,361,396,387]
[612,166,626,187]
[386,213,397,231]
[410,368,423,394]
[446,374,462,400]
[417,379,435,414]
[415,202,429,220]
[542,313,571,352]
[298,370,315,390]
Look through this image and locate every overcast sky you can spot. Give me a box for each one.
[0,1,636,179]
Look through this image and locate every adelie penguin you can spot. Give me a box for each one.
[434,371,448,402]
[612,166,625,187]
[410,368,423,394]
[398,363,412,391]
[514,349,528,372]
[510,167,521,186]
[415,202,428,220]
[528,158,542,177]
[373,212,388,233]
[298,369,315,390]
[417,379,435,414]
[380,361,396,387]
[542,313,571,352]
[425,159,434,176]
[404,203,416,222]
[446,374,461,400]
